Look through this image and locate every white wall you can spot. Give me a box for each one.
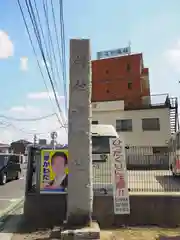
[92,101,171,147]
[0,147,9,153]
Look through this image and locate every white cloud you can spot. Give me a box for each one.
[165,40,180,72]
[9,106,26,112]
[20,57,28,71]
[0,30,14,59]
[9,105,40,115]
[27,91,64,100]
[0,105,67,144]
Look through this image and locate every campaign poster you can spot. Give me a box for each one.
[40,149,68,194]
[110,137,130,215]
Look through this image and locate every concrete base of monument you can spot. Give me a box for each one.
[61,221,101,240]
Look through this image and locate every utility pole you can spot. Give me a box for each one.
[67,39,93,226]
[50,131,57,149]
[33,134,38,145]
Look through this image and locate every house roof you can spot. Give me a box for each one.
[11,139,32,145]
[0,143,10,148]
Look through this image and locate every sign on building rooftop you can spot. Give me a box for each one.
[97,46,131,60]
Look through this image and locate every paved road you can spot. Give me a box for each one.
[0,166,26,216]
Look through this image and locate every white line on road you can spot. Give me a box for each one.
[0,232,13,240]
[0,199,20,202]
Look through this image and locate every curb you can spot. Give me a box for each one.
[0,197,24,225]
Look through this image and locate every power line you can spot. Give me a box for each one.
[11,124,67,135]
[16,0,64,127]
[24,0,67,128]
[0,120,67,135]
[1,122,67,135]
[59,0,68,116]
[31,0,58,92]
[42,0,62,94]
[50,0,66,109]
[42,0,68,118]
[0,113,56,122]
[16,0,66,129]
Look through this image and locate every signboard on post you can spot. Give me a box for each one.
[110,138,130,215]
[97,46,131,60]
[40,149,68,194]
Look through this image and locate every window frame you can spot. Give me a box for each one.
[142,118,160,131]
[128,82,132,89]
[116,119,133,132]
[127,63,131,72]
[176,132,180,150]
[92,120,98,124]
[92,135,110,156]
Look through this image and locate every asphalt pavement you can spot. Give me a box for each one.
[0,166,26,216]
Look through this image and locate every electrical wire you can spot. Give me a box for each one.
[33,0,68,119]
[42,0,62,94]
[24,0,67,129]
[8,123,67,135]
[16,0,64,128]
[42,0,68,118]
[0,113,56,122]
[30,0,58,92]
[17,0,66,130]
[0,119,67,136]
[59,0,68,116]
[50,0,66,111]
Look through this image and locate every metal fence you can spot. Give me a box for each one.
[92,147,180,194]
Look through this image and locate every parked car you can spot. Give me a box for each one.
[0,154,21,185]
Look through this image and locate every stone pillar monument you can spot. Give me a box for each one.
[67,39,93,226]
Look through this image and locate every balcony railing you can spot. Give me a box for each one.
[125,93,177,110]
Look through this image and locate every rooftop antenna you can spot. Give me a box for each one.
[51,131,57,150]
[33,134,38,145]
[128,41,131,55]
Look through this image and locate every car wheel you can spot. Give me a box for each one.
[0,173,7,185]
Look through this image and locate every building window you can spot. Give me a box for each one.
[142,118,160,131]
[116,119,132,132]
[152,147,168,154]
[128,82,132,89]
[92,120,98,124]
[176,132,180,150]
[127,63,131,72]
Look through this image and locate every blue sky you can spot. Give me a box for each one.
[0,0,180,143]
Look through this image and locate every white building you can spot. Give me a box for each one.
[92,97,178,152]
[0,143,10,153]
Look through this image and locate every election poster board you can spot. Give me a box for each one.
[40,149,68,194]
[110,138,130,214]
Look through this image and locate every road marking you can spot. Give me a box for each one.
[0,198,20,202]
[0,232,13,240]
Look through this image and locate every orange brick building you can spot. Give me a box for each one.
[92,53,150,108]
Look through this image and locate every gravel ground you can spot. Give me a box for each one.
[11,230,53,240]
[10,217,63,240]
[11,226,180,239]
[103,228,180,240]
